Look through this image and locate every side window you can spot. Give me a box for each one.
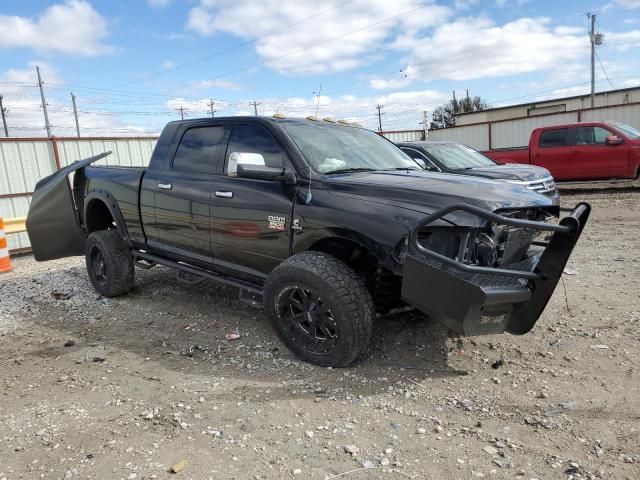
[172,126,225,173]
[539,128,569,148]
[226,124,286,173]
[577,126,612,145]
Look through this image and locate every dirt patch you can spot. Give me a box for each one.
[1,190,639,480]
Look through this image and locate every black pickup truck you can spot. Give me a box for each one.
[26,116,590,367]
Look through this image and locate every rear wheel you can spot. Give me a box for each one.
[85,229,134,297]
[264,252,374,367]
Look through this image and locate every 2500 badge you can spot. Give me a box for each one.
[268,215,286,231]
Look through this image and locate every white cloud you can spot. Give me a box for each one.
[162,60,176,70]
[148,0,173,7]
[606,30,640,50]
[191,79,244,91]
[166,88,448,130]
[616,0,640,8]
[382,17,588,83]
[0,1,113,56]
[454,0,478,10]
[186,0,452,76]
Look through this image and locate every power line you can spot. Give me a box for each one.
[164,4,430,94]
[110,0,357,89]
[595,52,615,89]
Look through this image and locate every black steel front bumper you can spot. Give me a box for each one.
[401,203,590,336]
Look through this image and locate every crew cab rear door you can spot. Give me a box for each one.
[533,127,574,180]
[148,123,227,263]
[210,122,296,277]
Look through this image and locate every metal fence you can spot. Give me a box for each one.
[0,136,157,251]
[379,129,425,142]
[428,102,640,151]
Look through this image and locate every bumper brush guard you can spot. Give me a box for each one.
[401,203,591,336]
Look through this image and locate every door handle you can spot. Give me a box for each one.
[215,191,233,198]
[157,183,172,190]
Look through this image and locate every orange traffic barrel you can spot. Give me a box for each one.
[0,217,14,273]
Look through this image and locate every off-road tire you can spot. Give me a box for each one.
[264,252,374,367]
[85,229,134,297]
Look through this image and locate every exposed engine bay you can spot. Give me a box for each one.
[417,207,553,268]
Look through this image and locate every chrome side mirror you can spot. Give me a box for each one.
[228,152,266,176]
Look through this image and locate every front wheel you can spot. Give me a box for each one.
[264,252,374,367]
[85,229,134,297]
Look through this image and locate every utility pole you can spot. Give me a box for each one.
[36,65,52,137]
[250,101,260,116]
[313,84,322,117]
[208,99,216,117]
[376,104,384,132]
[0,95,8,137]
[589,13,596,108]
[71,92,80,137]
[177,106,185,120]
[452,90,457,114]
[420,110,429,140]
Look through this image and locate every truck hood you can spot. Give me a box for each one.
[455,164,551,182]
[323,170,554,214]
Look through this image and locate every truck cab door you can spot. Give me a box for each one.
[534,127,574,181]
[149,124,227,264]
[573,125,627,179]
[210,123,296,279]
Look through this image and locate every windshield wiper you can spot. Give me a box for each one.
[324,167,377,175]
[380,167,421,171]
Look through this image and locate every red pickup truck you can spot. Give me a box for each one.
[484,121,640,181]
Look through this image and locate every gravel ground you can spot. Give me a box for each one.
[0,189,639,480]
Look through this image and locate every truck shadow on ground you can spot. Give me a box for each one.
[20,263,462,398]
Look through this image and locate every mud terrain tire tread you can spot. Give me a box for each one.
[264,252,374,367]
[85,229,134,297]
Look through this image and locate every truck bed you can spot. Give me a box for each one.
[83,165,147,246]
[483,147,530,165]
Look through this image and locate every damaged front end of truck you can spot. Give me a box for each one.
[400,202,590,336]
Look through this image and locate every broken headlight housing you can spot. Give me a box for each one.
[414,208,552,268]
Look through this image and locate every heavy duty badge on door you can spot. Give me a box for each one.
[268,215,286,231]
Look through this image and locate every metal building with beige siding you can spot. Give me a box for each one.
[0,136,157,251]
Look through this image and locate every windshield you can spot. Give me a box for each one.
[609,121,640,139]
[280,121,419,174]
[424,143,496,169]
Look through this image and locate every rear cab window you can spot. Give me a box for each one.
[172,125,226,174]
[539,128,569,148]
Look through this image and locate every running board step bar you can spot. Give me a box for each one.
[131,251,264,299]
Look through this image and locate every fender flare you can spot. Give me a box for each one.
[84,189,132,246]
[296,227,405,272]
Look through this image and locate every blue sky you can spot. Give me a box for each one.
[1,0,639,136]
